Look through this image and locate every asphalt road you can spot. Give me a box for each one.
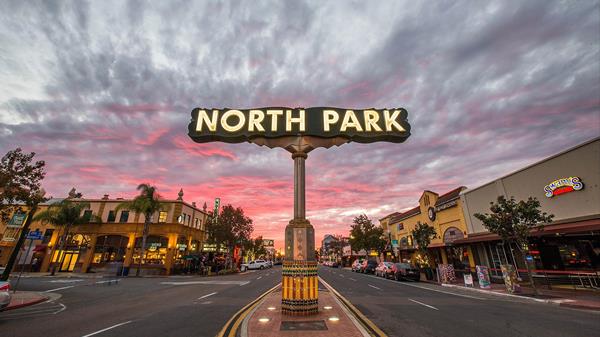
[319,266,600,337]
[0,267,280,337]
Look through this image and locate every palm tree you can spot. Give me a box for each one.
[34,199,99,275]
[116,184,164,277]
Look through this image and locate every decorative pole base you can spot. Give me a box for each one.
[282,219,318,315]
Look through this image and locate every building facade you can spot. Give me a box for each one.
[384,187,475,272]
[1,191,209,276]
[458,137,600,279]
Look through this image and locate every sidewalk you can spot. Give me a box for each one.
[439,280,600,311]
[3,291,48,311]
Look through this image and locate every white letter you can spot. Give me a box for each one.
[286,109,305,132]
[248,110,265,132]
[266,109,283,132]
[340,110,363,131]
[196,109,219,132]
[363,110,383,132]
[221,109,245,132]
[384,110,405,131]
[323,110,339,132]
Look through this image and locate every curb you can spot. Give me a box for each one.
[320,276,388,337]
[3,295,49,311]
[558,302,600,311]
[440,283,551,303]
[216,283,281,337]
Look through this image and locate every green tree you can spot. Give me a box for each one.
[242,236,267,261]
[0,148,46,281]
[475,196,553,295]
[116,184,165,277]
[411,222,437,267]
[349,214,386,257]
[34,196,99,275]
[207,204,253,266]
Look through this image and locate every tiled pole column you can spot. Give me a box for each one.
[282,151,318,316]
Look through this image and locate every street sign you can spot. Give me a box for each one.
[26,229,43,240]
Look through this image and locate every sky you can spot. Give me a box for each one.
[1,1,599,249]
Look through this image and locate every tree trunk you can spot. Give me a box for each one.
[518,245,539,296]
[137,219,150,277]
[52,224,71,276]
[1,206,38,281]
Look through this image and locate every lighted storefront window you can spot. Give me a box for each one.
[133,236,168,265]
[159,211,168,223]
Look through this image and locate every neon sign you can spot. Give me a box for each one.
[544,177,583,198]
[188,107,410,144]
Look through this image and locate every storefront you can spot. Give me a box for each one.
[459,137,600,276]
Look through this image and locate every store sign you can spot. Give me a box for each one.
[544,177,583,198]
[7,213,27,228]
[435,199,457,212]
[443,227,464,244]
[148,243,162,251]
[188,107,411,144]
[176,244,187,251]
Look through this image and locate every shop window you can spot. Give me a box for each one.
[107,210,116,223]
[119,210,130,223]
[159,211,168,223]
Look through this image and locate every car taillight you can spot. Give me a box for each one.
[0,283,9,291]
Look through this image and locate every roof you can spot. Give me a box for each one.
[379,212,400,222]
[435,186,466,207]
[390,206,421,223]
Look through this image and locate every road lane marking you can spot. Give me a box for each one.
[198,292,218,300]
[360,272,485,300]
[81,321,133,337]
[95,279,119,284]
[339,274,345,277]
[47,279,84,283]
[368,284,381,290]
[239,281,250,286]
[161,280,249,285]
[257,276,262,280]
[349,278,357,281]
[409,298,439,310]
[43,285,75,293]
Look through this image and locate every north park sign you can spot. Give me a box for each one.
[187,106,410,316]
[188,107,410,144]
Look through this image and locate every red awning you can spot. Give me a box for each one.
[33,244,48,252]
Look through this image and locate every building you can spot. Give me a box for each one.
[320,234,341,262]
[457,137,600,280]
[384,187,474,273]
[0,190,209,276]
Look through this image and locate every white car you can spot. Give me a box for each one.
[241,260,270,271]
[0,280,11,311]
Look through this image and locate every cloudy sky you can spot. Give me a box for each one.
[1,1,598,248]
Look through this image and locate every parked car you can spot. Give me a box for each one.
[351,259,364,272]
[375,262,395,278]
[0,280,11,311]
[392,263,420,281]
[241,259,270,271]
[361,260,378,274]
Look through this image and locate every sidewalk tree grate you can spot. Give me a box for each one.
[280,320,328,331]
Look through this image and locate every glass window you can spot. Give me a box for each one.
[42,229,54,244]
[83,210,93,222]
[178,214,184,224]
[119,210,130,223]
[107,210,116,223]
[187,214,191,225]
[159,211,168,223]
[195,218,199,228]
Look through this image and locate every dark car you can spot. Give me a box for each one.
[361,260,378,274]
[392,263,420,281]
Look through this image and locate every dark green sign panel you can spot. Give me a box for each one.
[188,107,410,144]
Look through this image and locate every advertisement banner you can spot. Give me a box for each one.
[500,264,521,293]
[476,265,492,289]
[438,264,456,284]
[463,274,474,287]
